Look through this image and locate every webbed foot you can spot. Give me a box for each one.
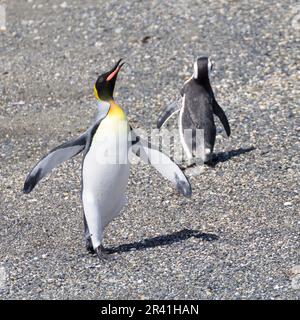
[95,245,114,261]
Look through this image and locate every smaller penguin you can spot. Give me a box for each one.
[157,56,231,165]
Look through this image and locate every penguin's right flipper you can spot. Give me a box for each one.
[130,132,192,197]
[157,99,181,129]
[23,133,87,194]
[212,100,231,137]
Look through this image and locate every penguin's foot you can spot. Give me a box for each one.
[204,151,216,166]
[206,154,218,167]
[205,159,215,167]
[181,158,204,176]
[85,237,95,254]
[180,160,196,170]
[95,245,113,261]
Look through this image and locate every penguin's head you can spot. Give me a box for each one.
[94,59,124,101]
[193,56,213,82]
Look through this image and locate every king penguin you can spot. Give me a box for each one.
[157,56,231,165]
[23,59,191,260]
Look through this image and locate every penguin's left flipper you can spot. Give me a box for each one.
[23,133,87,194]
[130,132,192,198]
[212,100,231,137]
[157,99,181,129]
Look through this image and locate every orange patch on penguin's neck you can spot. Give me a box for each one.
[108,100,127,120]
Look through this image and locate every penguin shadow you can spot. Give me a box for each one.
[210,146,256,167]
[106,229,218,254]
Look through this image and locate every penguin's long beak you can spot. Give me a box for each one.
[106,59,125,81]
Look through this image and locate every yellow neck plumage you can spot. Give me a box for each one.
[107,100,127,121]
[93,99,128,141]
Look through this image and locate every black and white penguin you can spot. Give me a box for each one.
[23,59,191,260]
[157,56,231,164]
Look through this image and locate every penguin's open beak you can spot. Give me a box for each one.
[106,59,125,82]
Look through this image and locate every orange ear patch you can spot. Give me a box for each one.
[94,84,100,99]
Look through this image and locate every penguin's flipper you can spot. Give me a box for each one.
[212,100,231,137]
[130,131,192,197]
[23,133,87,193]
[157,99,181,129]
